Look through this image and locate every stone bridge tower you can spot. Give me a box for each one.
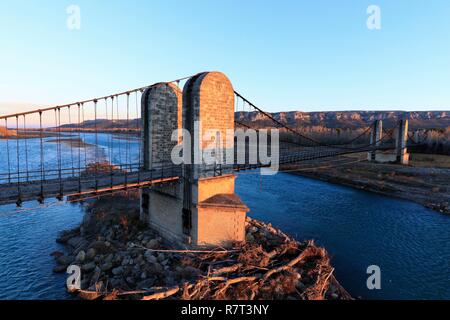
[367,117,409,165]
[140,82,184,242]
[368,119,383,161]
[140,73,248,248]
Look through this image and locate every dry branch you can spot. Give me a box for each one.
[142,287,180,300]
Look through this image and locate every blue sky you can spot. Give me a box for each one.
[0,0,449,113]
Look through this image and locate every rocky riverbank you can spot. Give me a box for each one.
[282,155,450,215]
[52,192,351,300]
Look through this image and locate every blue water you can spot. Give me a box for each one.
[0,200,84,299]
[0,134,449,299]
[0,133,140,183]
[235,171,450,300]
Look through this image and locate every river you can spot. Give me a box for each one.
[0,134,449,299]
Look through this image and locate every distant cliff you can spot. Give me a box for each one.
[58,119,140,130]
[236,111,449,129]
[56,111,449,130]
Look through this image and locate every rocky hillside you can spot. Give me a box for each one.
[57,111,449,131]
[236,111,449,129]
[59,119,140,130]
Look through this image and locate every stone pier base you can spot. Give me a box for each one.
[140,175,248,248]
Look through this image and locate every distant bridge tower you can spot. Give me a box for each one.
[368,116,409,165]
[140,73,248,248]
[368,119,383,161]
[395,118,409,165]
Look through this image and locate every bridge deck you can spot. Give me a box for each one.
[0,169,181,206]
[0,144,399,206]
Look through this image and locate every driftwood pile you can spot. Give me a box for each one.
[161,219,347,300]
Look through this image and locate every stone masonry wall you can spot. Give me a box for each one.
[141,82,182,169]
[182,72,235,179]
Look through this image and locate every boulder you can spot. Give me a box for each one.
[113,254,123,265]
[165,275,176,287]
[112,266,124,276]
[137,279,155,289]
[184,266,201,277]
[86,248,96,261]
[53,265,68,273]
[57,255,75,266]
[157,252,165,262]
[249,226,259,234]
[81,262,96,273]
[109,278,122,289]
[144,252,157,264]
[146,239,159,249]
[88,241,110,254]
[104,253,114,264]
[73,239,89,254]
[148,263,163,274]
[56,228,80,244]
[67,236,84,248]
[161,259,169,266]
[246,233,255,243]
[76,250,86,263]
[100,262,113,272]
[126,277,136,285]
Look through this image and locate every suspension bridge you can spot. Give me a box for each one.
[0,72,426,246]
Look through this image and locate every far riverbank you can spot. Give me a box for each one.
[282,153,450,214]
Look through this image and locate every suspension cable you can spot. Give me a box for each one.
[234,91,369,150]
[68,106,75,177]
[38,111,44,203]
[77,103,82,193]
[56,108,63,200]
[125,93,130,188]
[15,116,22,206]
[110,96,115,189]
[116,96,122,166]
[5,118,11,184]
[94,100,99,192]
[136,90,141,185]
[80,103,88,171]
[23,115,30,182]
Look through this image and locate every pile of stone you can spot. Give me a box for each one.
[53,193,351,300]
